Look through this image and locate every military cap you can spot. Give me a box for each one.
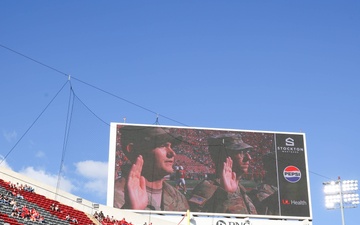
[120,125,182,151]
[208,133,252,151]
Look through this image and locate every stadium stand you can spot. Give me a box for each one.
[0,178,93,225]
[0,130,276,225]
[0,166,189,225]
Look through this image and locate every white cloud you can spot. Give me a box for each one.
[84,179,107,196]
[3,130,17,142]
[19,166,76,193]
[75,160,108,179]
[2,159,108,200]
[75,160,108,196]
[0,155,12,170]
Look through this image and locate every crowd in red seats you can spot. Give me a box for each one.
[10,203,46,223]
[49,202,80,224]
[92,209,157,225]
[0,181,46,223]
[8,181,35,193]
[94,210,134,225]
[1,179,159,225]
[114,127,275,185]
[49,203,61,212]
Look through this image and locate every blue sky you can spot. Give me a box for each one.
[1,1,359,224]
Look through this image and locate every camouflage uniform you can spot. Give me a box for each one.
[114,178,189,211]
[188,179,257,214]
[248,183,279,215]
[247,151,279,215]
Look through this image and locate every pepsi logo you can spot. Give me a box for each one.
[283,166,301,183]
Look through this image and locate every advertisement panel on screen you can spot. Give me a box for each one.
[107,123,312,220]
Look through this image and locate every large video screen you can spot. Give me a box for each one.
[107,123,311,219]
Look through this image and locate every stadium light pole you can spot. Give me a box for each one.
[323,177,359,225]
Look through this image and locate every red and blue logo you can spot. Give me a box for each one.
[283,166,301,183]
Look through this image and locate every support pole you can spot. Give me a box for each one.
[187,209,190,225]
[338,176,346,225]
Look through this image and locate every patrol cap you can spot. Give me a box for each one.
[208,133,253,151]
[120,125,182,151]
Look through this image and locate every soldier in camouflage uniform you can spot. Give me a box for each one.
[248,152,279,215]
[114,126,189,211]
[188,133,257,214]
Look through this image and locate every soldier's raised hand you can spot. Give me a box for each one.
[126,155,148,209]
[220,157,238,193]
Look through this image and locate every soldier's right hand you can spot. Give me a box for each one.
[221,157,238,193]
[126,155,148,209]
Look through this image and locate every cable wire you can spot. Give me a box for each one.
[0,43,68,77]
[0,80,69,165]
[72,91,110,126]
[72,77,189,127]
[0,43,336,189]
[0,43,188,127]
[55,83,76,200]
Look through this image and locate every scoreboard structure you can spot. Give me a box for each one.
[107,123,312,222]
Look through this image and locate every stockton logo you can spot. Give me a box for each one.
[285,137,294,146]
[277,137,304,154]
[283,166,301,183]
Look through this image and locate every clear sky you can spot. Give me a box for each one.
[1,1,359,224]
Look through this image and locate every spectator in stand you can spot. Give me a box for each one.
[111,215,116,222]
[1,194,10,205]
[23,184,35,192]
[188,133,257,214]
[21,204,31,220]
[0,194,4,204]
[30,208,39,222]
[11,202,20,217]
[114,126,189,211]
[99,210,105,220]
[93,211,99,220]
[9,198,16,206]
[39,216,46,223]
[16,192,24,199]
[54,204,60,212]
[10,189,16,197]
[72,216,79,224]
[119,217,127,225]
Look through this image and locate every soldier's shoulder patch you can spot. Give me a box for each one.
[188,194,207,205]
